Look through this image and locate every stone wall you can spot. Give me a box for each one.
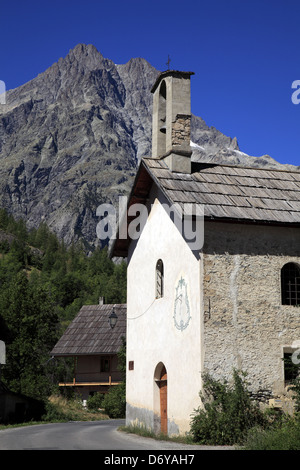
[172,114,191,149]
[202,221,300,401]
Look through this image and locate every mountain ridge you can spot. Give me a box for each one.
[0,44,298,248]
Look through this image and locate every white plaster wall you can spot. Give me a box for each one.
[126,190,202,434]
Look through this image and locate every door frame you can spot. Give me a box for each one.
[154,362,168,434]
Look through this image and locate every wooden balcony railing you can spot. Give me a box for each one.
[58,375,122,387]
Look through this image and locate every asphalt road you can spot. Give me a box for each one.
[0,419,234,451]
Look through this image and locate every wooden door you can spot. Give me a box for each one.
[159,367,167,434]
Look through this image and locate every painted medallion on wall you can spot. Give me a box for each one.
[173,276,191,331]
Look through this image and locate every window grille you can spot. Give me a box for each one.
[283,353,299,385]
[281,262,300,306]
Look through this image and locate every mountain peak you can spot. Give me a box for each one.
[57,43,108,76]
[66,43,104,64]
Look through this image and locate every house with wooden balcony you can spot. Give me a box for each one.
[51,302,126,400]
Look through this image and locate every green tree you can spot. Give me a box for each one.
[0,272,59,399]
[117,337,126,376]
[102,381,126,419]
[0,209,128,404]
[0,208,10,230]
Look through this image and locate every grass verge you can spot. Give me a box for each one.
[0,395,109,430]
[118,424,195,445]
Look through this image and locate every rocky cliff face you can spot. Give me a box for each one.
[0,44,298,248]
[0,44,157,247]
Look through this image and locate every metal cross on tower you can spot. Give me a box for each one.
[166,55,171,70]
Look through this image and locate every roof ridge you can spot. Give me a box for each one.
[142,157,300,175]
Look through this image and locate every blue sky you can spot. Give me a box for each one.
[1,0,300,166]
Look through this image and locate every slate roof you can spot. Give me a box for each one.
[112,157,300,257]
[142,158,300,224]
[51,304,126,356]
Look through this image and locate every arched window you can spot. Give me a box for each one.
[281,262,300,306]
[156,259,164,299]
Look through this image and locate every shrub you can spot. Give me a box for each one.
[86,393,105,411]
[289,376,300,413]
[190,369,265,445]
[42,400,73,422]
[102,382,126,419]
[243,416,300,450]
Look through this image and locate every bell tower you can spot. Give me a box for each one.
[151,70,194,173]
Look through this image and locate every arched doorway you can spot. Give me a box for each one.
[154,362,168,434]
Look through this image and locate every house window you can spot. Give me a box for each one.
[156,259,164,299]
[101,357,110,373]
[281,262,300,306]
[283,352,299,385]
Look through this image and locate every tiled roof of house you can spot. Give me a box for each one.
[51,304,126,356]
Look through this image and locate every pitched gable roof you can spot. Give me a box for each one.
[143,158,300,224]
[112,158,300,257]
[51,304,126,356]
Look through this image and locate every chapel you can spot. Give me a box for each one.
[112,69,300,435]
